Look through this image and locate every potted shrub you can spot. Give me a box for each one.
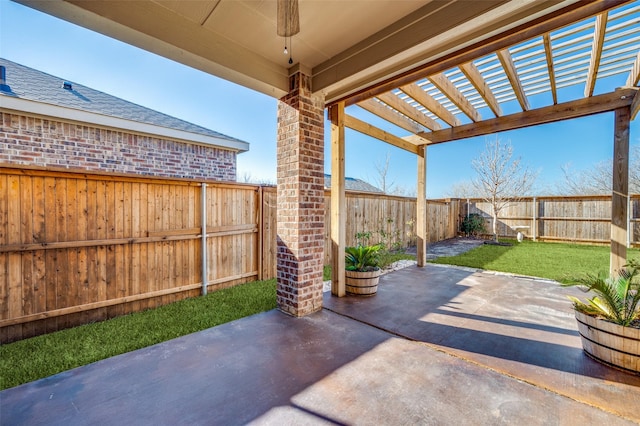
[562,258,640,374]
[345,244,382,296]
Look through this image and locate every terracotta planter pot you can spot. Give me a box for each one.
[575,310,640,374]
[345,269,381,296]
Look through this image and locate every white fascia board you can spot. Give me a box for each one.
[0,96,250,153]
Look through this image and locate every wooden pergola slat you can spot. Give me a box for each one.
[459,62,503,117]
[428,72,481,122]
[543,34,558,105]
[626,50,640,87]
[376,92,442,131]
[399,83,461,127]
[496,48,530,111]
[584,12,608,97]
[344,114,419,154]
[356,98,425,134]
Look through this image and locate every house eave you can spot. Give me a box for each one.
[0,96,250,153]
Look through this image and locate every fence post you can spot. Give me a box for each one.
[533,196,537,241]
[201,183,208,296]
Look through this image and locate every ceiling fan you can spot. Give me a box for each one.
[277,0,300,64]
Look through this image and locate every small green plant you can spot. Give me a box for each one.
[460,213,486,237]
[345,244,382,272]
[355,232,372,246]
[561,258,640,327]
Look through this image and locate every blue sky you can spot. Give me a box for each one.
[1,1,638,198]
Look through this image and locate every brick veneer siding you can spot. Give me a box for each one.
[0,112,237,181]
[276,72,325,317]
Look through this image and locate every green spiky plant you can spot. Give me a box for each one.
[345,244,382,272]
[562,258,640,327]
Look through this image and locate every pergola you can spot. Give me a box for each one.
[18,0,640,316]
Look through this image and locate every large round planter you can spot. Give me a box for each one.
[574,310,640,374]
[345,269,381,296]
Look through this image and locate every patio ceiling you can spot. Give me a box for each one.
[13,0,616,102]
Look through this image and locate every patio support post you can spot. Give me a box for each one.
[329,102,346,296]
[416,145,427,266]
[276,71,325,316]
[610,105,630,274]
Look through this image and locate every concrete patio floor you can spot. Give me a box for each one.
[2,264,639,425]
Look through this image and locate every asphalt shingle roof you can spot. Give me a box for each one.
[324,174,383,193]
[0,58,247,145]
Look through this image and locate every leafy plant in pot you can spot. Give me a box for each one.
[345,244,382,296]
[561,258,640,374]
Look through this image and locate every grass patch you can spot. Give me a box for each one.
[323,265,332,281]
[0,279,276,391]
[430,239,640,283]
[378,251,416,268]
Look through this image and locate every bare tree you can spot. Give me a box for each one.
[237,172,275,185]
[446,180,476,198]
[472,138,537,241]
[369,151,396,194]
[390,184,416,197]
[560,145,640,195]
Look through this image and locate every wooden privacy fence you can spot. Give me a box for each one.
[0,167,458,343]
[462,195,640,246]
[0,167,261,343]
[4,165,638,343]
[261,188,460,267]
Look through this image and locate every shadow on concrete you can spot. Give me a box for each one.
[324,263,640,421]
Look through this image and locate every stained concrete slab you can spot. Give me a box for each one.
[324,263,640,422]
[2,264,639,425]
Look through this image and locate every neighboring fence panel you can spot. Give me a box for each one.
[320,192,458,265]
[462,195,640,246]
[0,167,260,343]
[257,188,459,278]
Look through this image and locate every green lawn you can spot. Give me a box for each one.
[0,279,276,391]
[430,239,640,283]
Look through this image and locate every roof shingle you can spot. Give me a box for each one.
[0,58,248,146]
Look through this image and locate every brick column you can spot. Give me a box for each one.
[276,72,325,316]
